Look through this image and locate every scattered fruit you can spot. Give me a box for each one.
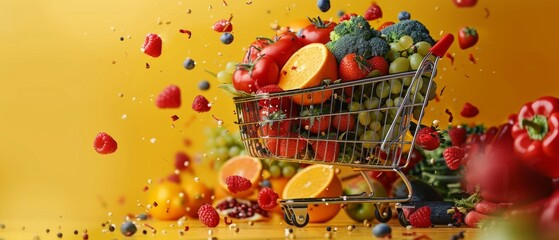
[460,102,479,118]
[93,132,118,154]
[156,85,181,109]
[372,223,392,238]
[443,146,465,170]
[225,175,252,194]
[458,27,478,49]
[191,95,211,112]
[317,0,331,12]
[220,32,234,45]
[408,206,432,228]
[198,204,221,227]
[257,187,279,210]
[452,0,477,8]
[217,156,262,198]
[415,127,441,151]
[120,221,137,237]
[141,33,162,58]
[398,11,411,21]
[183,58,196,70]
[364,3,382,21]
[147,181,187,220]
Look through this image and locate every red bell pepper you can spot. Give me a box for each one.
[512,96,559,178]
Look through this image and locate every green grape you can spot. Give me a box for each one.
[389,57,410,74]
[420,77,430,95]
[228,145,241,157]
[282,165,297,178]
[355,123,366,137]
[369,111,384,122]
[358,112,371,126]
[386,50,400,62]
[381,124,400,142]
[390,79,403,95]
[217,71,233,84]
[349,102,363,112]
[427,81,437,100]
[409,53,423,70]
[364,97,380,109]
[362,84,374,96]
[415,42,431,56]
[215,136,227,147]
[398,36,414,49]
[393,97,405,107]
[375,82,391,98]
[225,61,237,74]
[384,99,394,107]
[215,147,229,161]
[412,92,425,104]
[390,42,404,52]
[369,121,381,132]
[409,78,424,94]
[269,165,282,178]
[360,130,380,149]
[402,77,412,87]
[412,107,422,120]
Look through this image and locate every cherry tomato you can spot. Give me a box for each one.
[259,32,303,69]
[233,56,279,93]
[300,18,337,45]
[242,38,273,64]
[233,69,258,94]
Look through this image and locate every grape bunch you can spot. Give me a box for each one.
[204,127,246,169]
[216,61,237,84]
[261,159,301,179]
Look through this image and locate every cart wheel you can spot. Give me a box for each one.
[397,208,410,227]
[283,212,294,226]
[291,213,310,228]
[374,204,392,223]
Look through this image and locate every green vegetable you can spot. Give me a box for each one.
[380,20,436,46]
[328,16,378,42]
[327,32,389,62]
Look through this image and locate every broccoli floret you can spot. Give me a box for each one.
[327,33,390,62]
[329,15,379,43]
[380,20,436,45]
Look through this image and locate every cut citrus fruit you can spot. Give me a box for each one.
[217,155,263,198]
[278,43,338,106]
[147,181,188,220]
[282,164,343,223]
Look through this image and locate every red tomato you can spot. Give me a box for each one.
[299,18,337,45]
[242,38,273,64]
[259,32,303,69]
[233,56,279,93]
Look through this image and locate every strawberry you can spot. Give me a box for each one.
[212,15,233,32]
[300,106,331,134]
[448,126,467,146]
[460,102,479,118]
[377,21,394,31]
[191,95,211,112]
[408,206,432,228]
[415,127,440,151]
[364,3,382,21]
[174,151,191,172]
[256,84,290,109]
[156,85,181,109]
[458,27,478,50]
[141,33,162,58]
[93,132,118,154]
[331,114,356,132]
[368,56,389,76]
[443,146,465,170]
[311,140,340,162]
[464,211,488,228]
[339,13,358,22]
[339,53,371,82]
[265,134,306,158]
[259,106,292,137]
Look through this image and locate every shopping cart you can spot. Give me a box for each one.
[233,34,454,227]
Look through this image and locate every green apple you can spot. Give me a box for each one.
[343,176,387,222]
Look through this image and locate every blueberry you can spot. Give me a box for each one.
[136,213,148,220]
[336,10,345,17]
[372,223,392,238]
[120,221,137,237]
[398,11,411,21]
[317,0,331,12]
[220,32,234,45]
[198,80,210,91]
[260,179,271,188]
[183,58,196,70]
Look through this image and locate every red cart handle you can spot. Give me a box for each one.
[430,34,454,57]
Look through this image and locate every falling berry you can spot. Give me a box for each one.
[398,11,411,21]
[93,132,118,154]
[198,80,210,90]
[183,58,196,70]
[120,221,137,237]
[317,0,331,12]
[220,32,234,45]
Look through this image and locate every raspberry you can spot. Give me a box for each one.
[156,85,181,109]
[443,146,465,170]
[174,152,191,171]
[408,206,432,228]
[191,95,211,112]
[257,187,279,210]
[141,33,162,58]
[460,102,479,118]
[225,175,252,194]
[448,127,467,146]
[197,204,220,227]
[415,127,440,151]
[93,132,118,154]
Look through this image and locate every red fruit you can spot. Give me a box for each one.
[259,107,292,137]
[174,152,191,171]
[191,95,211,113]
[156,85,181,109]
[93,132,118,154]
[339,53,371,81]
[339,13,358,22]
[452,0,477,8]
[256,84,290,109]
[460,102,479,118]
[443,146,465,170]
[408,206,432,228]
[377,21,394,31]
[141,33,162,58]
[225,175,252,194]
[448,126,467,146]
[415,127,440,151]
[331,114,356,132]
[464,211,488,228]
[311,140,340,162]
[265,134,306,158]
[212,15,233,32]
[474,200,500,215]
[364,3,382,21]
[301,116,331,134]
[197,204,220,227]
[167,173,181,183]
[458,27,479,50]
[368,56,389,76]
[257,187,279,210]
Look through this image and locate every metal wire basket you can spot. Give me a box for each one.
[233,34,454,227]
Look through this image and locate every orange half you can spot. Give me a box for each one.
[217,155,263,198]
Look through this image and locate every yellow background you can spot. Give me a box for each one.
[1,0,558,226]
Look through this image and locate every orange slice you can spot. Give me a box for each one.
[282,164,343,223]
[278,43,338,106]
[217,155,263,198]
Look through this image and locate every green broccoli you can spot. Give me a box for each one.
[328,15,379,43]
[327,32,390,62]
[380,20,436,45]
